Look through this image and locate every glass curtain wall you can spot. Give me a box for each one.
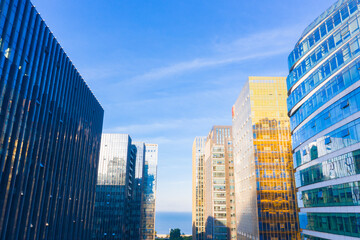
[287,0,360,239]
[232,77,299,240]
[0,1,104,239]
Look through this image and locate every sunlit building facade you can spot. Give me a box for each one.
[0,1,104,239]
[192,137,207,240]
[204,126,237,240]
[140,144,158,240]
[287,0,360,239]
[232,77,299,240]
[92,134,136,240]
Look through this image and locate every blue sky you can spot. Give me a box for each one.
[31,0,335,214]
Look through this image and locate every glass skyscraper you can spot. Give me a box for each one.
[204,126,236,240]
[0,0,104,239]
[232,77,299,240]
[92,134,136,240]
[130,142,146,240]
[140,143,158,240]
[287,0,360,239]
[93,135,158,240]
[192,136,206,240]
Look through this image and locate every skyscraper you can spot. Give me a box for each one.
[92,134,136,240]
[0,1,104,239]
[192,136,206,240]
[130,142,146,240]
[92,136,158,240]
[287,0,360,239]
[140,144,158,240]
[232,77,299,240]
[204,126,236,240]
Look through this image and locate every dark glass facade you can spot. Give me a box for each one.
[129,142,146,240]
[0,0,104,239]
[92,134,136,240]
[92,136,158,240]
[287,0,360,239]
[140,144,158,240]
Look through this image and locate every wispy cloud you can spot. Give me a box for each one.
[84,27,298,85]
[103,117,230,136]
[119,27,298,84]
[130,50,286,82]
[213,27,299,54]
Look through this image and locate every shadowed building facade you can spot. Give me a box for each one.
[204,126,237,240]
[287,0,360,239]
[140,143,158,240]
[232,77,299,240]
[0,0,104,239]
[192,136,206,240]
[129,142,146,240]
[92,134,136,240]
[92,137,157,240]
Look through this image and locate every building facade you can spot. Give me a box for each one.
[287,0,360,239]
[92,137,158,240]
[204,126,237,240]
[0,1,104,239]
[232,77,299,240]
[192,136,207,240]
[140,143,158,240]
[130,142,146,240]
[92,134,136,240]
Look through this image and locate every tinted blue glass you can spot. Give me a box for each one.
[288,17,360,93]
[288,35,360,112]
[295,150,360,187]
[292,87,360,148]
[293,118,360,168]
[290,59,360,131]
[297,181,360,208]
[0,1,104,240]
[299,212,360,237]
[288,0,360,73]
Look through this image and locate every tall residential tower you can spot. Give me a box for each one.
[287,0,360,239]
[192,136,207,240]
[232,77,299,240]
[204,126,237,240]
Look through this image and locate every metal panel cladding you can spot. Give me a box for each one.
[0,0,104,239]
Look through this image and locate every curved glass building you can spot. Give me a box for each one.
[287,0,360,239]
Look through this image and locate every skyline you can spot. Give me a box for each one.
[31,0,336,213]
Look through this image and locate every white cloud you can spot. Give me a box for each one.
[103,117,230,136]
[213,27,299,54]
[130,50,287,82]
[123,27,298,84]
[84,27,298,85]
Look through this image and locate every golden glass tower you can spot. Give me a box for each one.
[232,77,299,240]
[204,126,237,240]
[192,137,206,240]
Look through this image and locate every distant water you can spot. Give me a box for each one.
[156,212,192,235]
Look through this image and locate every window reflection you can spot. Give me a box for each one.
[298,181,360,207]
[299,212,360,237]
[294,118,360,168]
